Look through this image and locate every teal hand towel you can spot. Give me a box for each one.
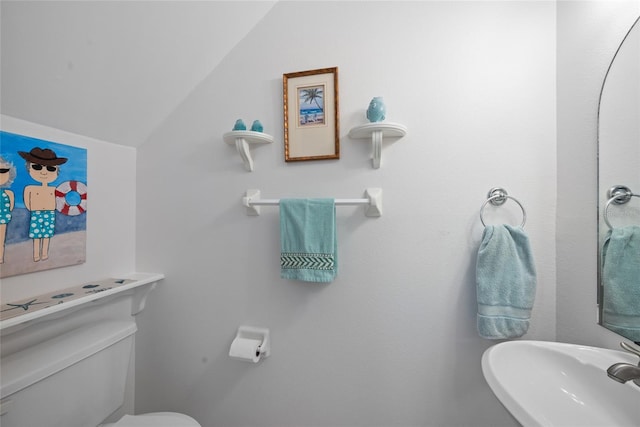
[602,225,640,341]
[476,224,537,339]
[280,198,337,283]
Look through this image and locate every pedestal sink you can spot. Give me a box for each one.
[481,341,640,427]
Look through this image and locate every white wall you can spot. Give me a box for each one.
[0,115,137,302]
[135,2,556,426]
[556,0,640,347]
[0,1,277,147]
[5,1,637,426]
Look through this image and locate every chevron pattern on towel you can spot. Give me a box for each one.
[281,252,335,270]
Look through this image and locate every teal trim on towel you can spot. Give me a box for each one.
[280,198,337,283]
[477,304,532,319]
[281,252,335,271]
[476,224,537,339]
[602,225,640,341]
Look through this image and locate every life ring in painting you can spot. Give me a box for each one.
[55,180,87,216]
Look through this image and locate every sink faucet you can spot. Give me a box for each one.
[607,342,640,387]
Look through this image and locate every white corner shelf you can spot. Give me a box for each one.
[224,130,274,172]
[0,272,165,333]
[348,122,407,169]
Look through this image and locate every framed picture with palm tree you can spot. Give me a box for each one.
[283,67,339,162]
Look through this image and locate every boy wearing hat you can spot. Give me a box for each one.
[18,147,67,262]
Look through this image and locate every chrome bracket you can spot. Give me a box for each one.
[607,185,633,205]
[487,187,508,206]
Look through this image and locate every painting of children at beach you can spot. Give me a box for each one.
[0,131,87,278]
[298,84,325,127]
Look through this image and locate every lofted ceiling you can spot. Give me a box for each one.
[0,1,277,147]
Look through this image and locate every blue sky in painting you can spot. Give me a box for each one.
[0,131,87,209]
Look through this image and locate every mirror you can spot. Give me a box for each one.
[597,16,640,342]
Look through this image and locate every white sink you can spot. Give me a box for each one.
[482,341,640,427]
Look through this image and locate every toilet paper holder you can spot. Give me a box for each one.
[230,326,270,359]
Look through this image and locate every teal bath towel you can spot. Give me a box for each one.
[280,198,337,283]
[602,225,640,341]
[476,225,537,339]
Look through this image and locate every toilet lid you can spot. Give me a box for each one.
[113,412,200,426]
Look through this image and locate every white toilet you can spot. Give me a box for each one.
[0,320,201,427]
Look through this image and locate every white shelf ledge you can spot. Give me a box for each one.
[224,130,274,172]
[0,272,164,332]
[348,122,407,169]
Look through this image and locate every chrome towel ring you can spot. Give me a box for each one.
[603,185,639,230]
[479,187,527,228]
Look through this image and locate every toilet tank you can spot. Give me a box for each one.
[0,320,137,427]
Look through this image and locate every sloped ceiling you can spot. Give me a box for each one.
[0,1,277,147]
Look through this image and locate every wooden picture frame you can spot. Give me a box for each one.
[283,67,339,162]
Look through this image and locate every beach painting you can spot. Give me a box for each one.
[298,84,326,127]
[0,131,87,278]
[283,67,339,162]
